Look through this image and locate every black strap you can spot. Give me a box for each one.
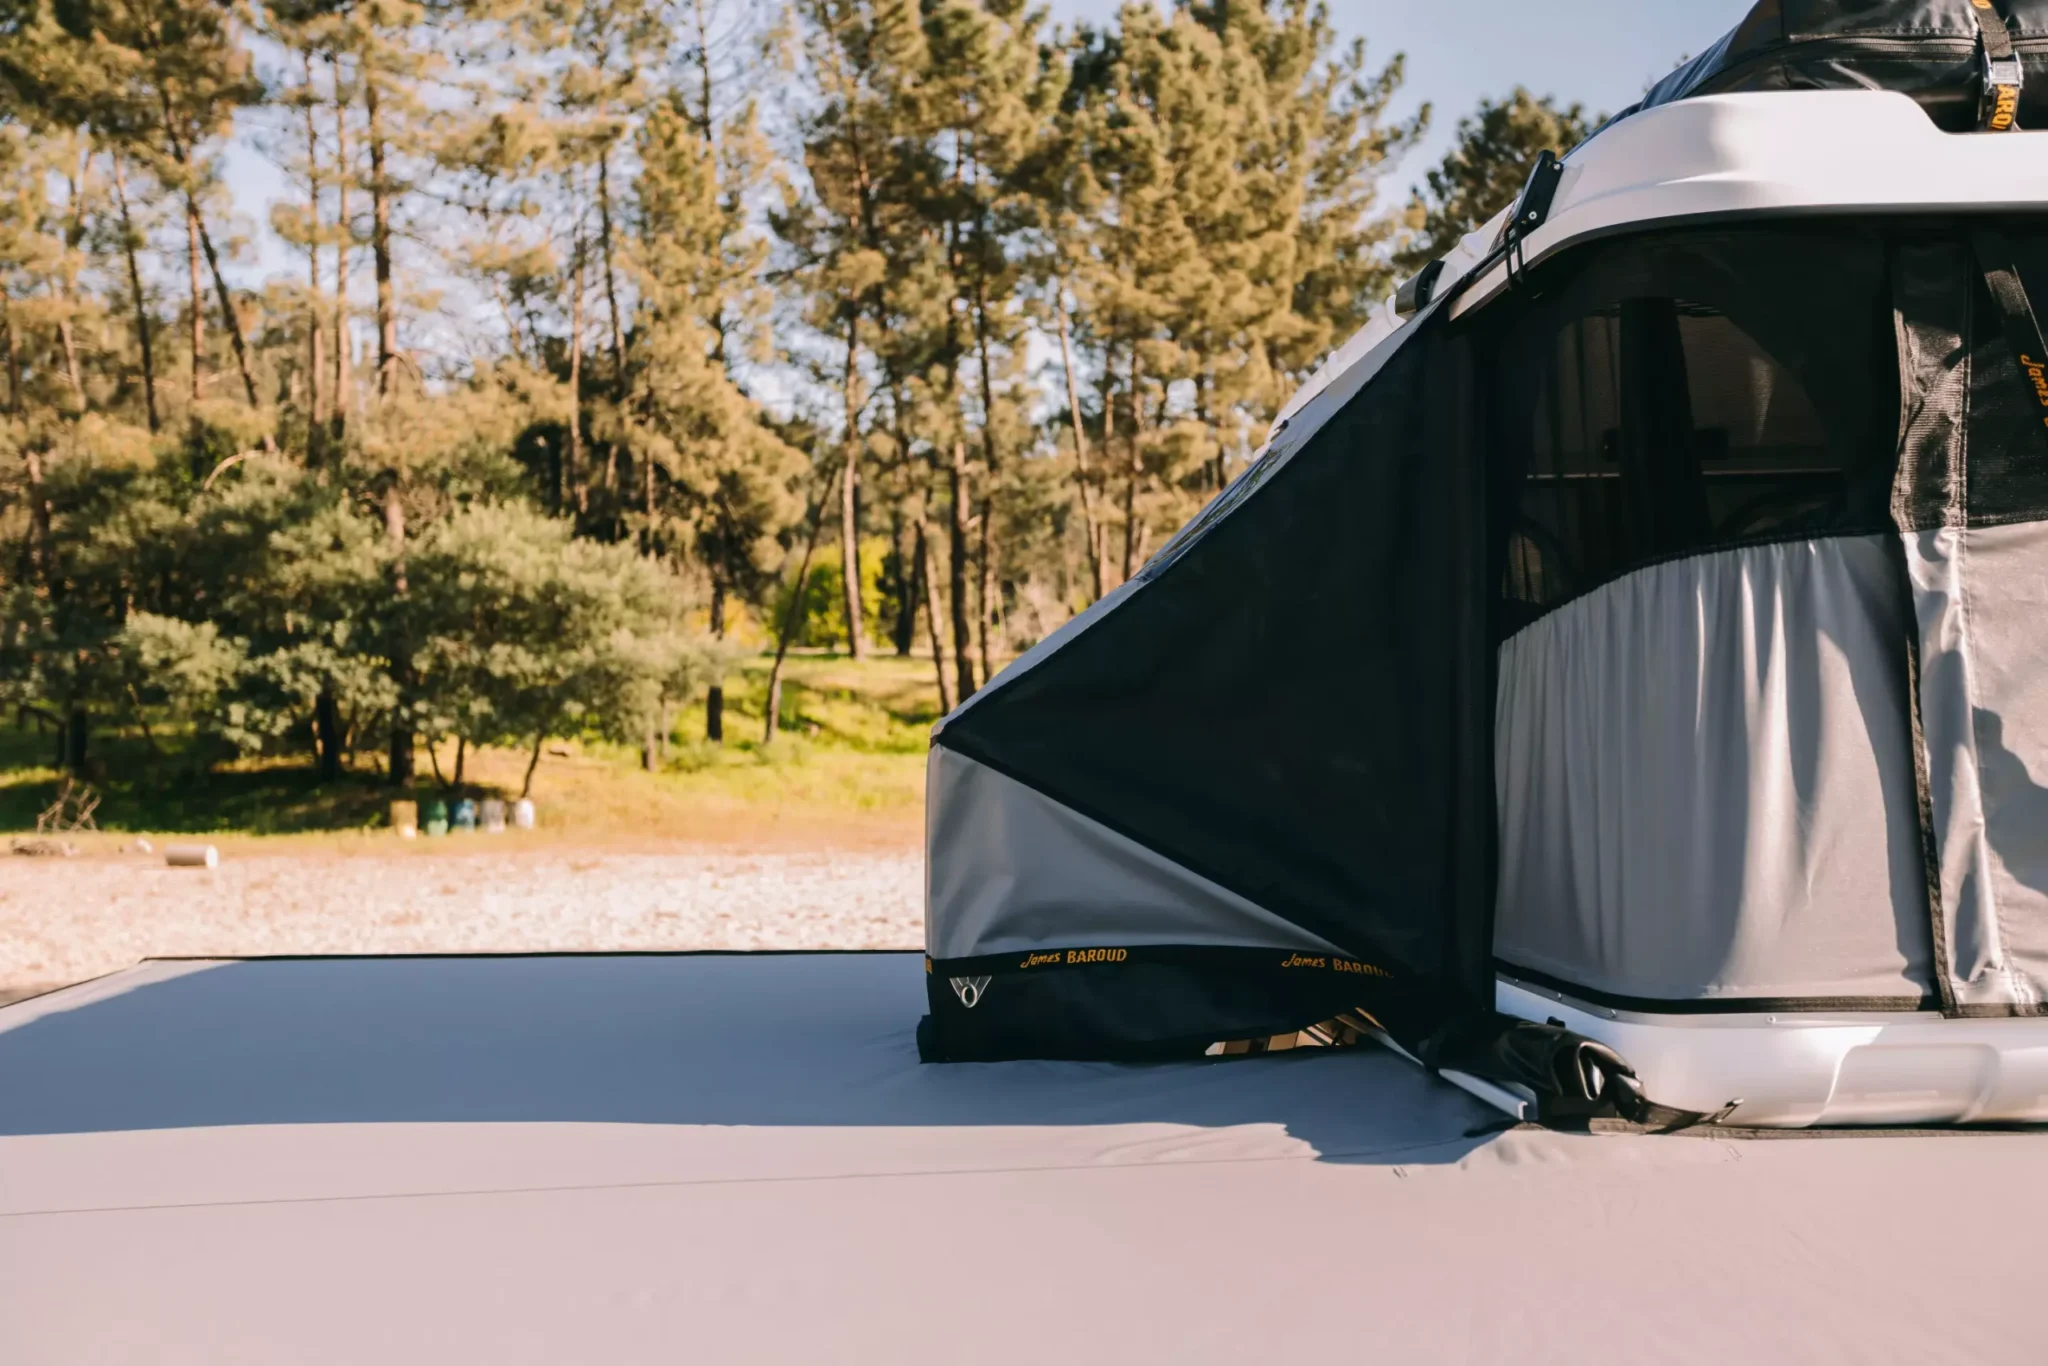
[1416,1013,1740,1132]
[1970,0,2025,131]
[1972,229,2048,457]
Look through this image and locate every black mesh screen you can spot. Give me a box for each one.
[937,323,1496,1004]
[1486,227,1899,636]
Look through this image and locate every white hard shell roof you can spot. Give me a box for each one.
[1271,90,2048,441]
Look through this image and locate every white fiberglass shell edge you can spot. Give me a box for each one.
[1496,978,2048,1128]
[1277,90,2048,444]
[1450,90,2048,323]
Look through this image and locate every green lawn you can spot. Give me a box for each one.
[1,650,952,849]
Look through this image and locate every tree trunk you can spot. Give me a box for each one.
[186,206,205,404]
[315,687,343,782]
[1122,352,1143,583]
[765,460,838,746]
[890,510,916,656]
[3,315,19,412]
[23,444,52,588]
[641,441,655,554]
[65,707,87,774]
[568,240,586,515]
[332,55,351,444]
[191,205,261,411]
[521,727,546,799]
[946,442,976,701]
[915,518,953,714]
[110,155,159,433]
[365,74,398,398]
[839,318,866,660]
[56,318,85,415]
[384,479,413,785]
[1054,286,1103,601]
[705,578,725,743]
[454,735,466,787]
[971,264,1002,684]
[597,149,626,378]
[302,52,326,456]
[690,0,717,137]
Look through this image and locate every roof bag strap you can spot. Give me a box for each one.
[1970,0,2025,131]
[1971,229,2048,457]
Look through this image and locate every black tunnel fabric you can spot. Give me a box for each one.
[934,318,1497,1012]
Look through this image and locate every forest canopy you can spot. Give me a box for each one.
[0,0,1587,790]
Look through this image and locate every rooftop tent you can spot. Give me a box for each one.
[921,4,2048,1127]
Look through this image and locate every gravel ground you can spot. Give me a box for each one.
[0,845,924,1003]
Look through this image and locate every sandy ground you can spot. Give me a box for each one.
[0,841,924,1004]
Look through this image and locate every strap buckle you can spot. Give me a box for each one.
[1974,0,2025,131]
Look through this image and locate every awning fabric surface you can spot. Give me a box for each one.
[4,953,2047,1365]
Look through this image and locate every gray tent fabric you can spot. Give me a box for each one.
[1890,228,2048,1013]
[1904,522,2048,1010]
[1494,535,1934,1005]
[925,747,1346,961]
[8,955,2048,1365]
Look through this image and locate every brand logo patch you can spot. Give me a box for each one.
[1991,86,2020,131]
[949,976,992,1008]
[1278,952,1393,978]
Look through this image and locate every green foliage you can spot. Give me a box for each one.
[0,0,1598,813]
[1398,87,1598,272]
[768,534,890,651]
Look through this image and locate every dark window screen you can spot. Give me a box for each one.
[1487,228,1898,634]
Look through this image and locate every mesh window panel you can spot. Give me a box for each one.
[1488,226,1899,636]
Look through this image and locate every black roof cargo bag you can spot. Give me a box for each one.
[1620,0,2047,132]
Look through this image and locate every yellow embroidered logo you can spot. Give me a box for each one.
[1064,947,1127,965]
[1279,952,1392,977]
[2022,354,2048,421]
[1017,951,1065,970]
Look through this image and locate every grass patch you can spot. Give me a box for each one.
[1,650,952,848]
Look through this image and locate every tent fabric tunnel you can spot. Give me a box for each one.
[924,212,2048,1092]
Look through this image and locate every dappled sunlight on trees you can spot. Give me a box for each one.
[0,0,1581,796]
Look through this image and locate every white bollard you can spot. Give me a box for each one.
[513,798,537,830]
[165,844,219,869]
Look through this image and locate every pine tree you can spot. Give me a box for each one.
[629,90,803,746]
